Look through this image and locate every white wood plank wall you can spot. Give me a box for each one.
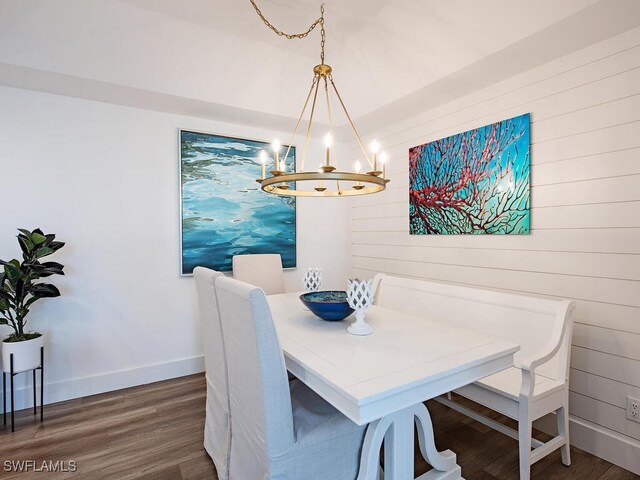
[347,26,640,472]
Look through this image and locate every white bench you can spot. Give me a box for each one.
[372,274,575,480]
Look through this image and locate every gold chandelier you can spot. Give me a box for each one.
[250,1,389,197]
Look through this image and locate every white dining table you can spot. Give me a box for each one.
[267,292,519,480]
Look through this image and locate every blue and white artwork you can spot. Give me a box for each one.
[409,113,530,235]
[180,130,296,275]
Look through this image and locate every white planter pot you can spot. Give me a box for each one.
[2,334,44,373]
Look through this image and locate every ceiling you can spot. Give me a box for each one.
[118,0,598,118]
[0,0,638,136]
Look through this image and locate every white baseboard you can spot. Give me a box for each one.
[534,413,640,475]
[6,355,205,412]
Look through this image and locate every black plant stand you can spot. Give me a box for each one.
[3,346,44,432]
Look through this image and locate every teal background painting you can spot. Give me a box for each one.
[180,130,296,274]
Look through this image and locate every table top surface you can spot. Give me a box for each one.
[267,292,519,422]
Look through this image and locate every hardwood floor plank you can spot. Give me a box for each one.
[599,464,640,480]
[0,373,637,480]
[179,452,219,480]
[533,449,610,480]
[431,422,516,478]
[123,374,205,402]
[65,431,203,480]
[2,430,109,466]
[482,447,559,480]
[135,465,183,480]
[34,405,158,441]
[467,471,501,480]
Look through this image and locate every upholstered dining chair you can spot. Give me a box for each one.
[193,267,230,480]
[215,276,367,480]
[231,253,285,295]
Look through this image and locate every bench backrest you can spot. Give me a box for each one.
[372,274,573,382]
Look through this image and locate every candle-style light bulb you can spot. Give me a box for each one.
[278,158,289,189]
[315,164,326,192]
[380,152,388,179]
[272,139,281,171]
[353,161,364,190]
[259,149,267,179]
[324,133,332,167]
[369,140,380,171]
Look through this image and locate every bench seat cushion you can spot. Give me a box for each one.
[474,367,564,401]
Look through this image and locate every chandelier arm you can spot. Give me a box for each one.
[300,75,321,172]
[323,77,338,168]
[282,76,318,172]
[329,76,373,168]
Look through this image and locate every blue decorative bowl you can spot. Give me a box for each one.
[299,290,354,321]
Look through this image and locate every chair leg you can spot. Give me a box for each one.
[518,416,532,480]
[557,405,571,466]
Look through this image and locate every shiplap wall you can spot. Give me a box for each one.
[348,27,640,472]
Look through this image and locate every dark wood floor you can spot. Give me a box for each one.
[0,374,637,479]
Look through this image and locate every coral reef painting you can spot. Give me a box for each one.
[180,130,296,275]
[409,113,530,235]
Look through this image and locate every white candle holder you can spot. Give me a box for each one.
[346,278,374,336]
[302,268,322,311]
[303,268,322,292]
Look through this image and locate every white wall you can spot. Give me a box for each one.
[347,27,640,473]
[0,86,350,408]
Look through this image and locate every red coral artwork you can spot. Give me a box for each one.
[409,114,530,235]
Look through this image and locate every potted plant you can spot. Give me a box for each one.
[0,229,65,373]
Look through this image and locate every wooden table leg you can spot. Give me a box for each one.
[385,407,414,479]
[414,403,461,480]
[357,403,463,480]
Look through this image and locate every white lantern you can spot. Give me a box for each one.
[346,278,374,336]
[302,267,322,292]
[302,268,322,311]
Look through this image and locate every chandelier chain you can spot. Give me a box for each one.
[249,1,326,63]
[320,8,325,64]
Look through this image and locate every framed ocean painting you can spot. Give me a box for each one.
[179,130,296,275]
[409,113,530,235]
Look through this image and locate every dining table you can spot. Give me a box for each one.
[267,292,520,480]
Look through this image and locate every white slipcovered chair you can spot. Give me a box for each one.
[215,276,367,480]
[193,267,230,480]
[232,253,285,295]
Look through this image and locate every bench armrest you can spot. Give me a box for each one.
[521,341,562,373]
[371,273,385,304]
[519,300,575,398]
